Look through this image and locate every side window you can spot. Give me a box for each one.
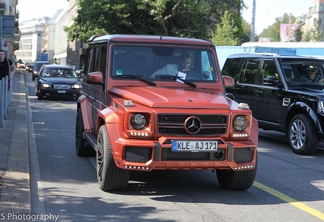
[85,44,107,76]
[200,50,216,81]
[260,59,279,84]
[222,58,241,79]
[84,47,95,78]
[93,46,101,72]
[100,46,107,76]
[240,59,260,84]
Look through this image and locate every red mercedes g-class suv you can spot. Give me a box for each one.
[75,34,258,192]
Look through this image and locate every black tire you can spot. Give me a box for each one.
[37,95,43,100]
[75,108,95,156]
[96,125,130,191]
[288,114,318,155]
[216,167,257,190]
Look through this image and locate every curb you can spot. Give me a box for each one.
[0,73,30,216]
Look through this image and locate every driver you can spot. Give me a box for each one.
[299,65,324,82]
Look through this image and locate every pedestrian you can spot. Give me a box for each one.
[0,49,16,90]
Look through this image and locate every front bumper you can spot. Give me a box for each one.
[111,137,257,171]
[39,88,81,98]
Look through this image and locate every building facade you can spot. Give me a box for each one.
[15,18,49,63]
[42,9,68,65]
[302,0,324,41]
[0,0,20,62]
[67,0,86,70]
[53,9,68,65]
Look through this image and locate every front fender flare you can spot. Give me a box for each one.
[286,101,322,133]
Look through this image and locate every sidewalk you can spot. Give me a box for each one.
[0,71,30,217]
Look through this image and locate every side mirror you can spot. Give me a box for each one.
[87,71,104,84]
[263,77,281,86]
[222,75,235,87]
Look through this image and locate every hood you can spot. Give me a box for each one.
[40,77,80,85]
[110,86,230,109]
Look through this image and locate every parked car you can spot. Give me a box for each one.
[222,53,324,155]
[25,63,34,72]
[32,61,49,80]
[35,64,82,100]
[17,62,26,69]
[75,34,258,192]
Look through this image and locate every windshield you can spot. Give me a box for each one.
[41,68,77,78]
[281,58,324,85]
[110,45,218,82]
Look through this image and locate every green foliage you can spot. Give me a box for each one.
[211,11,238,46]
[65,0,245,43]
[239,18,251,44]
[303,21,323,42]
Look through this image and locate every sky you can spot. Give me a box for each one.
[17,0,69,22]
[242,0,314,34]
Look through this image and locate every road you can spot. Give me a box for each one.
[24,73,324,222]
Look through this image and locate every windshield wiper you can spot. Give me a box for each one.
[155,74,196,88]
[117,74,156,86]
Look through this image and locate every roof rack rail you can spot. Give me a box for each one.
[88,34,105,43]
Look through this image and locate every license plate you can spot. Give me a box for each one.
[57,90,66,93]
[171,140,218,152]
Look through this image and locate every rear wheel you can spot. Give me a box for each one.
[288,114,318,155]
[96,125,130,191]
[75,108,95,156]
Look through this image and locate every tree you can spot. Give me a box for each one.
[239,18,251,44]
[211,11,238,45]
[65,0,245,43]
[303,20,323,42]
[258,13,304,42]
[65,0,162,42]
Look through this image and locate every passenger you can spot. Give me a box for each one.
[299,65,324,83]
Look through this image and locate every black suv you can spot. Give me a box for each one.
[222,53,324,155]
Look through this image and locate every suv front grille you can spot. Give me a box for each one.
[157,114,227,136]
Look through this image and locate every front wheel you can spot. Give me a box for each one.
[288,114,318,155]
[96,125,130,191]
[216,168,257,190]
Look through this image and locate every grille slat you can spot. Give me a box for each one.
[157,114,228,136]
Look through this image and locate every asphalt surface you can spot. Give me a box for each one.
[0,71,31,220]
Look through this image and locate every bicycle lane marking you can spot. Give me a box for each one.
[254,181,324,221]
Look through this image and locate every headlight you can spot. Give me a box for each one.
[72,84,81,89]
[130,114,147,130]
[233,115,248,131]
[41,84,51,88]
